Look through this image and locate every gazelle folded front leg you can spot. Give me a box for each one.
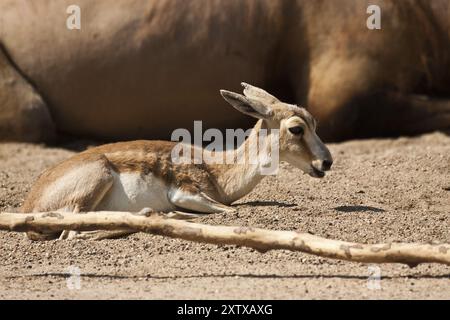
[168,188,234,214]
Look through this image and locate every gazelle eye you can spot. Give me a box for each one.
[288,126,304,135]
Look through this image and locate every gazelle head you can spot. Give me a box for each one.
[220,83,333,178]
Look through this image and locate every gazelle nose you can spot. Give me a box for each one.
[322,159,333,171]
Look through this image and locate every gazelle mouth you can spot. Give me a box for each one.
[309,166,325,178]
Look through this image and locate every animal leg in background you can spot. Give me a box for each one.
[0,44,55,142]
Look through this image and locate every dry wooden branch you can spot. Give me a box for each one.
[0,211,449,267]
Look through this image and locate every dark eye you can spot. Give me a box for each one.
[288,126,304,135]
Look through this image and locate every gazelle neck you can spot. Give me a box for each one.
[208,120,279,204]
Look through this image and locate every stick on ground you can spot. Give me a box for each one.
[0,211,449,267]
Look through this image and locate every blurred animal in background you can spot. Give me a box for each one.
[0,0,449,142]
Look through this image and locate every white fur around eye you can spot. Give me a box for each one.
[284,116,305,129]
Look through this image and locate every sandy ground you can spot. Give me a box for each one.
[0,133,449,299]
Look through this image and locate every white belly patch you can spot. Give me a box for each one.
[96,171,176,212]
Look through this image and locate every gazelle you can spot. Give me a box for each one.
[22,83,333,240]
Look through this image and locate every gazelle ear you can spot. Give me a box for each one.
[241,82,280,105]
[220,90,274,119]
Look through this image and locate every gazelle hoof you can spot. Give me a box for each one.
[135,207,155,217]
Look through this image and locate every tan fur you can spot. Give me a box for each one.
[1,0,450,142]
[21,84,332,240]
